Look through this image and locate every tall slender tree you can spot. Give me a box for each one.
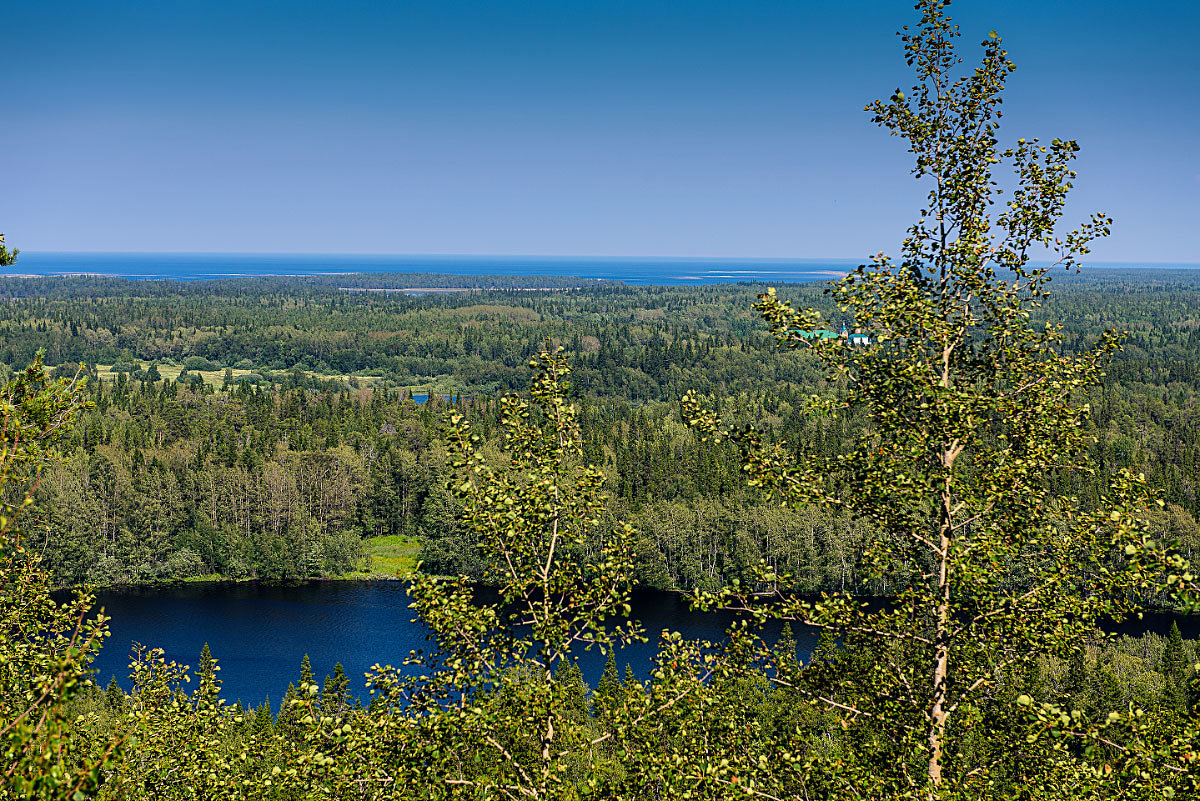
[685,0,1200,796]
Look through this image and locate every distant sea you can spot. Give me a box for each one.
[6,252,1198,286]
[7,252,857,285]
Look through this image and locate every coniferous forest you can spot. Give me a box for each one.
[4,2,1200,798]
[4,272,1200,593]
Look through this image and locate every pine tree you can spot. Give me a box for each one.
[622,664,639,706]
[593,651,621,718]
[773,622,800,680]
[195,642,220,704]
[299,653,315,687]
[253,697,273,733]
[321,662,350,718]
[1163,621,1189,712]
[1060,648,1089,708]
[231,700,247,730]
[554,660,590,724]
[276,682,300,735]
[1087,663,1124,720]
[105,675,125,712]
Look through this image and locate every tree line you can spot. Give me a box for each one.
[18,273,1200,594]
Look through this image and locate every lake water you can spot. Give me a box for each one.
[84,581,811,706]
[82,580,1199,707]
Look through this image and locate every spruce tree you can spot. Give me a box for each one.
[556,660,590,723]
[253,697,273,733]
[195,642,220,704]
[105,675,125,712]
[276,682,300,735]
[1060,648,1089,708]
[1162,621,1189,712]
[299,653,315,687]
[321,662,351,718]
[773,621,800,680]
[593,651,621,718]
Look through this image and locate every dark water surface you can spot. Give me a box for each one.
[83,580,1199,707]
[85,581,812,706]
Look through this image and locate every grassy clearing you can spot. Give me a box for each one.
[92,362,387,389]
[181,573,238,583]
[89,363,462,400]
[363,535,420,578]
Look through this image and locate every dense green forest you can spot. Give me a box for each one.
[6,3,1200,797]
[6,271,1200,592]
[7,346,1200,800]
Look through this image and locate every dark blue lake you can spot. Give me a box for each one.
[82,581,1199,708]
[84,581,812,707]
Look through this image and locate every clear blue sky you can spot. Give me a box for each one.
[3,0,1196,262]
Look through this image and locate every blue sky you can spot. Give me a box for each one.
[3,0,1197,262]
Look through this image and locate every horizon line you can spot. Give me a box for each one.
[21,250,861,263]
[16,250,1200,268]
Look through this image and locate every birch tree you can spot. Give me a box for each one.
[684,0,1200,796]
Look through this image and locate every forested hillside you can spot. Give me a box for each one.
[6,1,1200,796]
[7,272,1200,591]
[7,345,1200,801]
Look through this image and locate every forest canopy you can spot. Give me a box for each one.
[3,1,1200,798]
[8,270,1200,591]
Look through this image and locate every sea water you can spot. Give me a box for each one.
[8,252,857,285]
